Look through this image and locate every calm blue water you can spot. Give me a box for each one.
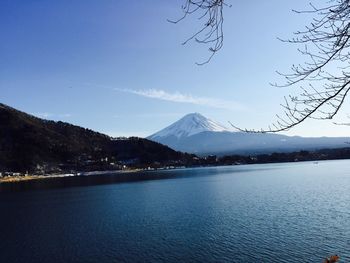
[1,160,350,263]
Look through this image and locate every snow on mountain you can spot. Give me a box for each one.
[149,113,232,139]
[148,113,350,155]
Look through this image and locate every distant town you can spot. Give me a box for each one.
[2,147,350,181]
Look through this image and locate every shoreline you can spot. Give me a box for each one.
[2,158,350,184]
[0,169,143,184]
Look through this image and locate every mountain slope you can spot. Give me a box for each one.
[149,113,232,139]
[0,103,190,172]
[148,113,350,155]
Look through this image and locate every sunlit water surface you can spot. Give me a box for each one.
[1,160,350,262]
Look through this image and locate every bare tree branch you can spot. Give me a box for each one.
[173,0,350,131]
[232,0,350,132]
[170,0,230,65]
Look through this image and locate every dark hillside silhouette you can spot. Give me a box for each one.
[0,103,192,173]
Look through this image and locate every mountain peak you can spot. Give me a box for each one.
[149,113,232,139]
[185,112,204,118]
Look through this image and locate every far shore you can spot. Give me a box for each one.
[0,169,143,184]
[2,157,350,184]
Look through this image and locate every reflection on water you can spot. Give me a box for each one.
[0,165,280,192]
[0,160,349,263]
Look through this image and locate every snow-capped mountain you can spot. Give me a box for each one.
[148,113,350,155]
[149,113,232,139]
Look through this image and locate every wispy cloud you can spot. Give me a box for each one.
[59,113,72,118]
[104,131,148,138]
[113,113,181,119]
[115,88,245,111]
[34,112,52,118]
[33,112,72,119]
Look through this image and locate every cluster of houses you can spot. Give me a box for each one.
[0,171,27,177]
[0,154,153,177]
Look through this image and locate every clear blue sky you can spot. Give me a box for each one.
[1,0,349,137]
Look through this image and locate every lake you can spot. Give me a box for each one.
[1,160,350,262]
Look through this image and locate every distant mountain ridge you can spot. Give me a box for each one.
[148,113,350,155]
[0,103,191,172]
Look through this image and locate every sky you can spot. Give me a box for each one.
[1,0,350,137]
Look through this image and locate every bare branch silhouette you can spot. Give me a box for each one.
[169,0,231,65]
[172,1,350,131]
[232,0,350,132]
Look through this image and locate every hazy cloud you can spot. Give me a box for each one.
[59,113,72,118]
[33,112,72,119]
[113,112,181,118]
[115,88,245,111]
[104,131,148,138]
[34,112,52,118]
